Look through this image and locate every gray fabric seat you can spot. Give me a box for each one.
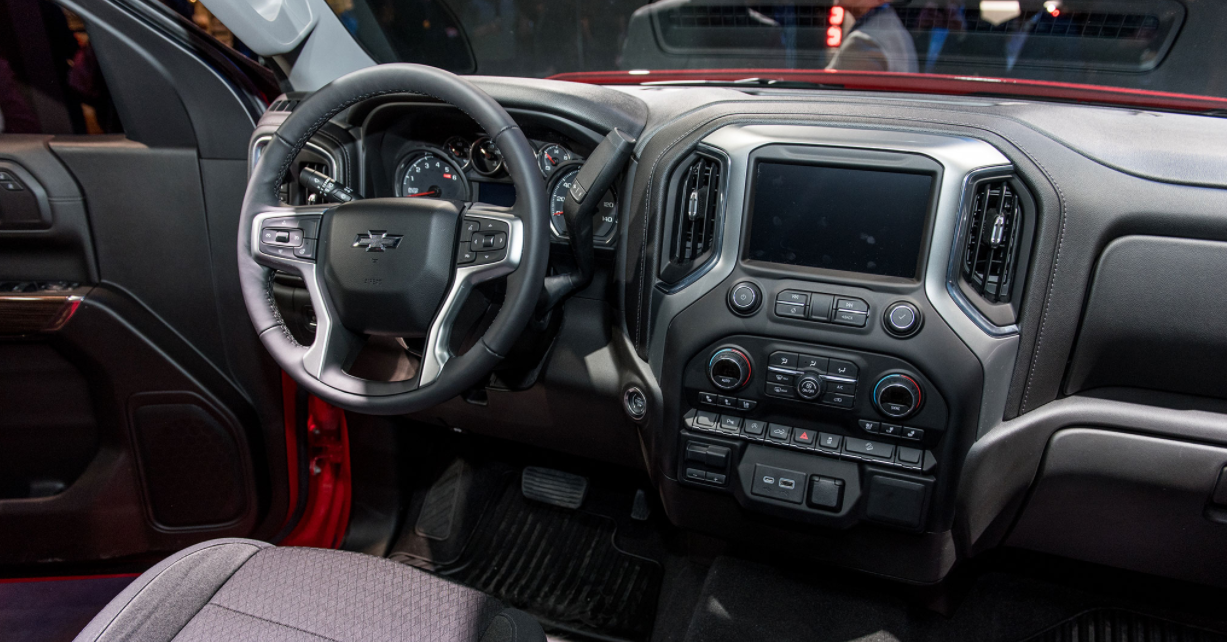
[73,538,544,642]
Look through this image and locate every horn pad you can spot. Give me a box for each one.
[319,198,460,337]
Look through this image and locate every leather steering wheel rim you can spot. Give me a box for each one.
[237,64,549,415]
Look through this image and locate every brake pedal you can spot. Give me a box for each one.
[521,467,588,509]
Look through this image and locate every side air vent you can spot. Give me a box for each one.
[661,154,723,286]
[962,179,1022,303]
[267,98,301,113]
[954,174,1034,329]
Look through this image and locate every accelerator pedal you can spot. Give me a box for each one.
[521,466,588,509]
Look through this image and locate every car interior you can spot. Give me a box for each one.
[4,0,1227,641]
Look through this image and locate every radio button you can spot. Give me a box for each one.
[777,290,809,305]
[833,310,868,327]
[776,302,807,319]
[835,298,869,313]
[809,293,834,321]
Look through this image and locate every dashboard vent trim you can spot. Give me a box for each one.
[962,178,1022,303]
[660,151,725,289]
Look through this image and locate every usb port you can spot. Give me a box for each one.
[779,478,796,490]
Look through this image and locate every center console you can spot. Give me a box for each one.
[642,124,1020,580]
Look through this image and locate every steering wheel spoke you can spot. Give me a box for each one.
[419,204,525,387]
[249,206,330,271]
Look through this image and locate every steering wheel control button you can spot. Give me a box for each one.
[728,281,762,316]
[457,244,476,264]
[474,249,506,265]
[293,239,317,259]
[844,437,895,460]
[884,301,923,338]
[707,348,752,391]
[751,464,805,504]
[873,374,923,419]
[796,375,823,400]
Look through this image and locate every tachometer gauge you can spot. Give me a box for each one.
[537,143,572,177]
[470,137,503,176]
[549,166,617,240]
[398,153,469,201]
[443,136,470,169]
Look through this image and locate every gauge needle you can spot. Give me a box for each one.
[545,153,556,165]
[405,190,438,198]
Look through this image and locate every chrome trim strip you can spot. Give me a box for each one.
[945,166,1021,337]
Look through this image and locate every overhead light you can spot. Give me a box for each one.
[980,0,1021,26]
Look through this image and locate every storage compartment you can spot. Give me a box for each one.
[1008,428,1227,587]
[1066,236,1227,399]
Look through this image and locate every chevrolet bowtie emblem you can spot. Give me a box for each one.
[353,230,403,252]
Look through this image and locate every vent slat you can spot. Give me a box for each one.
[664,155,722,284]
[961,178,1023,304]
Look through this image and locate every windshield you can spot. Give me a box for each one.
[325,0,1227,105]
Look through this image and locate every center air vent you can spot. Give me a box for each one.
[962,178,1023,303]
[661,154,722,286]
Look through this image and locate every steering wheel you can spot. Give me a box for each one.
[237,64,549,415]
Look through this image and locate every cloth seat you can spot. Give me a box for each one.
[73,538,544,642]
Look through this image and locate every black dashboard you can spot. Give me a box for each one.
[250,79,1227,589]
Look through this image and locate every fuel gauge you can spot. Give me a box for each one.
[537,143,572,177]
[443,136,470,170]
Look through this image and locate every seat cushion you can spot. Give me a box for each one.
[73,538,544,642]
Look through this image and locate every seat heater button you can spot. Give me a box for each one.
[845,437,894,460]
[881,424,902,437]
[901,427,924,441]
[716,395,737,409]
[750,464,806,504]
[858,419,880,434]
[698,392,719,405]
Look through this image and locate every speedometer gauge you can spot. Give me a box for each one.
[549,167,616,239]
[398,153,469,201]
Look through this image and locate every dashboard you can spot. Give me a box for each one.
[252,79,1227,590]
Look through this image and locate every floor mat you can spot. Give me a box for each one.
[0,575,134,642]
[393,469,664,642]
[1021,609,1227,642]
[450,483,662,641]
[680,556,1227,642]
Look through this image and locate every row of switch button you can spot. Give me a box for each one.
[858,419,924,441]
[0,171,26,192]
[765,351,858,408]
[775,290,870,328]
[457,218,510,266]
[260,215,322,261]
[697,391,757,412]
[686,409,924,470]
[684,467,728,485]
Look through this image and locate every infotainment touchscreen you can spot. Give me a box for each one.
[746,162,934,279]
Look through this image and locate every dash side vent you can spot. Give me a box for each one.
[961,178,1023,304]
[661,154,722,286]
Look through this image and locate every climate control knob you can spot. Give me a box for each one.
[796,374,824,400]
[707,347,752,391]
[873,374,922,419]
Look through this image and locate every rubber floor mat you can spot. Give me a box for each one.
[441,482,663,641]
[1020,609,1227,642]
